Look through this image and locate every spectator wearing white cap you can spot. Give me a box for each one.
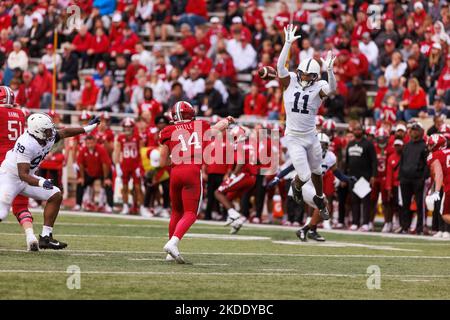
[230,16,252,42]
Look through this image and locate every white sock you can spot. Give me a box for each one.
[169,236,180,246]
[25,227,35,240]
[41,225,53,237]
[228,208,240,220]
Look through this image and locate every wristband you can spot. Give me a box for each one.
[84,124,97,133]
[38,179,45,188]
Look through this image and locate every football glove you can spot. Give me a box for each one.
[266,177,280,189]
[283,24,301,45]
[320,50,337,70]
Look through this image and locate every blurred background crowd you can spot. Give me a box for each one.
[0,0,449,236]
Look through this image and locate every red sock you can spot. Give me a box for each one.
[169,211,182,239]
[173,211,197,240]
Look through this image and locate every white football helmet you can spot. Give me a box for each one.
[297,58,320,88]
[318,132,330,158]
[27,113,56,142]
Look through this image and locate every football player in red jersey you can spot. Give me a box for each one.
[426,134,450,238]
[385,139,403,233]
[0,86,38,251]
[370,127,390,231]
[114,117,143,215]
[91,112,115,156]
[159,101,235,263]
[214,125,257,234]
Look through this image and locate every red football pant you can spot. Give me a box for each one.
[169,165,203,240]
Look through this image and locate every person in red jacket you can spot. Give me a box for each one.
[87,27,110,68]
[33,63,52,109]
[385,139,403,233]
[184,44,212,78]
[76,135,114,212]
[72,25,93,68]
[125,55,147,90]
[174,0,207,32]
[214,51,236,83]
[78,76,99,111]
[350,40,369,78]
[400,77,427,121]
[273,1,290,31]
[179,23,197,56]
[110,25,139,58]
[138,87,163,124]
[21,71,40,109]
[335,49,359,84]
[373,75,388,111]
[244,83,267,116]
[435,54,450,104]
[109,12,126,44]
[351,8,369,41]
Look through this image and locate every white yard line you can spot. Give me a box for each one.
[23,209,450,242]
[0,248,449,259]
[0,269,447,279]
[271,240,422,252]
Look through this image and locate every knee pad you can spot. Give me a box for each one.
[15,210,33,225]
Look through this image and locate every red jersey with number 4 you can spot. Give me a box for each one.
[0,107,25,161]
[160,120,211,168]
[117,134,141,167]
[427,149,450,192]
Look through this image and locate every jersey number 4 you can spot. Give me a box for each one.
[8,120,24,141]
[292,93,309,114]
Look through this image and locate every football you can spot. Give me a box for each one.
[258,66,278,80]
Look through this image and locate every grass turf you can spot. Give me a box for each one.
[1,212,450,300]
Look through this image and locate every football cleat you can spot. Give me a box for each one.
[381,222,393,233]
[27,236,39,252]
[313,195,330,220]
[433,231,443,238]
[443,232,450,239]
[295,228,307,242]
[39,234,67,250]
[225,208,241,226]
[307,230,325,242]
[230,217,246,234]
[291,180,304,205]
[163,242,185,264]
[120,204,129,215]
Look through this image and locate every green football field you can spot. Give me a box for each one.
[1,211,450,300]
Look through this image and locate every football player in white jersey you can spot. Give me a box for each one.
[267,133,356,241]
[0,112,100,249]
[276,24,337,220]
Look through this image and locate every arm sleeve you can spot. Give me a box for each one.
[333,168,352,183]
[327,67,336,93]
[277,164,295,180]
[277,42,291,78]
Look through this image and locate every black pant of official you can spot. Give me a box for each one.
[76,173,114,207]
[351,192,371,226]
[204,173,224,220]
[399,180,425,233]
[144,178,170,209]
[240,174,265,219]
[338,184,349,224]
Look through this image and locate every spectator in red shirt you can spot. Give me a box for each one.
[109,12,126,44]
[78,76,99,111]
[412,2,427,29]
[72,25,93,69]
[21,71,41,109]
[293,1,309,25]
[184,44,212,78]
[434,54,450,104]
[350,40,369,78]
[273,2,290,31]
[335,49,359,84]
[400,77,427,121]
[0,29,13,56]
[179,23,197,56]
[138,87,163,124]
[76,135,114,211]
[243,1,266,31]
[125,54,147,91]
[110,25,139,58]
[33,63,52,109]
[87,27,110,68]
[244,83,267,116]
[351,9,369,41]
[374,75,388,111]
[214,50,236,83]
[174,0,207,32]
[0,4,11,32]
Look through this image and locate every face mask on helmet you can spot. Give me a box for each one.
[297,70,318,88]
[320,142,329,158]
[376,136,388,147]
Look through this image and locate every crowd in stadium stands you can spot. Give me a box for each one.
[0,0,450,236]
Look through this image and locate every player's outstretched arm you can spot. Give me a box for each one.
[212,116,235,132]
[57,115,101,139]
[277,24,301,88]
[319,51,337,99]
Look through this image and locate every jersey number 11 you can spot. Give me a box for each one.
[292,93,309,114]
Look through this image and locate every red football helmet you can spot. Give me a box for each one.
[439,123,450,140]
[427,134,447,152]
[79,110,91,121]
[375,127,389,146]
[121,117,135,128]
[322,119,336,131]
[101,111,111,120]
[171,101,195,123]
[0,86,15,107]
[365,125,377,136]
[315,115,325,127]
